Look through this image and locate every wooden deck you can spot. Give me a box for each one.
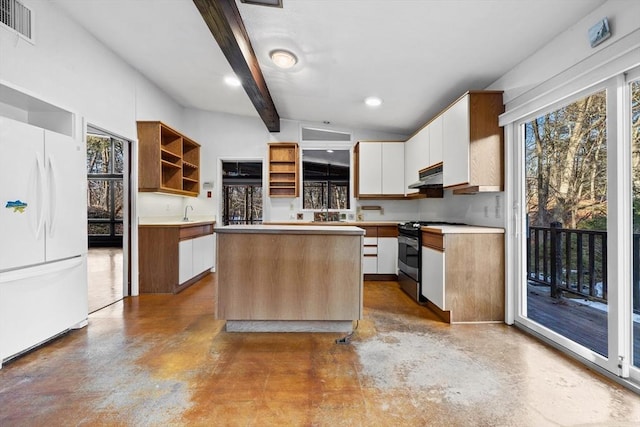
[527,283,640,367]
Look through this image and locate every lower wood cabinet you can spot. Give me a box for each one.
[139,222,215,293]
[421,228,504,323]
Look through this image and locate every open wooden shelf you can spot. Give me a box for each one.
[268,143,299,198]
[138,121,201,197]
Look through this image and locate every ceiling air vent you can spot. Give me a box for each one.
[240,0,282,8]
[0,0,32,40]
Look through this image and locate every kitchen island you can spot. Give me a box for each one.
[215,225,365,332]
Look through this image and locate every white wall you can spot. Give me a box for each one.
[180,113,412,222]
[488,0,640,106]
[0,1,184,141]
[421,0,640,228]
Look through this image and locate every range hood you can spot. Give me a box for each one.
[408,163,443,189]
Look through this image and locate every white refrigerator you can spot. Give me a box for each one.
[0,117,88,366]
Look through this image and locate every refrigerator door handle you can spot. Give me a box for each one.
[34,152,46,240]
[0,256,83,283]
[46,154,58,237]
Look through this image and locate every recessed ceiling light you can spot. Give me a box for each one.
[365,96,382,107]
[224,75,241,87]
[270,49,298,69]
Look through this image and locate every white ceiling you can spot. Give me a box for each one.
[52,0,607,136]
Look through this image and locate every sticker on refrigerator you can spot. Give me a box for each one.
[5,200,28,213]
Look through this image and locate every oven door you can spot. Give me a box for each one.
[397,234,419,282]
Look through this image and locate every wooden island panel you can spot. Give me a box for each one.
[216,226,364,324]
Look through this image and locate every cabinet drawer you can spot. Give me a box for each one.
[363,246,378,255]
[179,223,214,240]
[422,231,444,251]
[361,226,378,237]
[363,237,377,255]
[378,226,398,238]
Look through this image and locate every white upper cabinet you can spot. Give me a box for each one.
[442,94,471,188]
[404,136,419,195]
[356,141,405,197]
[441,91,504,194]
[357,142,382,195]
[381,142,405,195]
[429,115,443,166]
[412,126,430,170]
[404,124,431,196]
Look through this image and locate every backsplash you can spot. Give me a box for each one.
[419,190,506,228]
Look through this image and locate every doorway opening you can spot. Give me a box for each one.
[86,125,131,313]
[221,161,263,225]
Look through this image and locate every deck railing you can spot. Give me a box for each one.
[527,225,640,312]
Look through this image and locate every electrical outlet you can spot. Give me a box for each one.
[484,206,489,218]
[495,195,501,219]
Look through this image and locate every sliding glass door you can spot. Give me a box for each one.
[630,74,640,372]
[521,86,612,365]
[513,68,640,381]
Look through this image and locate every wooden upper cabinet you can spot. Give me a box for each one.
[137,121,201,197]
[268,142,299,197]
[441,91,504,194]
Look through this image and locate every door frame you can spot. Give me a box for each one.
[505,68,640,388]
[84,121,133,298]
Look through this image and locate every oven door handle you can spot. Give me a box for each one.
[398,235,419,250]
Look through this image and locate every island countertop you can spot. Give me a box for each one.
[216,224,365,235]
[263,221,402,227]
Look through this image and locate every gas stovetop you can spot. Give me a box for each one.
[397,221,467,236]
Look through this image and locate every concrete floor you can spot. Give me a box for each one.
[1,275,639,426]
[87,247,123,313]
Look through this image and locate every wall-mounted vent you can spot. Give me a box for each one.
[0,0,32,40]
[301,127,351,142]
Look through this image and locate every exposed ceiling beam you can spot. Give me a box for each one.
[193,0,280,132]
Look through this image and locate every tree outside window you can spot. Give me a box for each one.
[87,133,125,247]
[302,150,350,210]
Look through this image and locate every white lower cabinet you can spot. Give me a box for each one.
[377,237,398,275]
[179,239,193,284]
[179,234,215,285]
[421,246,445,310]
[363,237,378,274]
[362,227,397,275]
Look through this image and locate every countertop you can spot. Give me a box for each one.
[421,225,505,234]
[138,217,216,227]
[216,224,365,235]
[263,221,401,227]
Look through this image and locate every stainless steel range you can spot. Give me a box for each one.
[397,221,465,302]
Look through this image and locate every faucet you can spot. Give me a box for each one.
[183,205,193,221]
